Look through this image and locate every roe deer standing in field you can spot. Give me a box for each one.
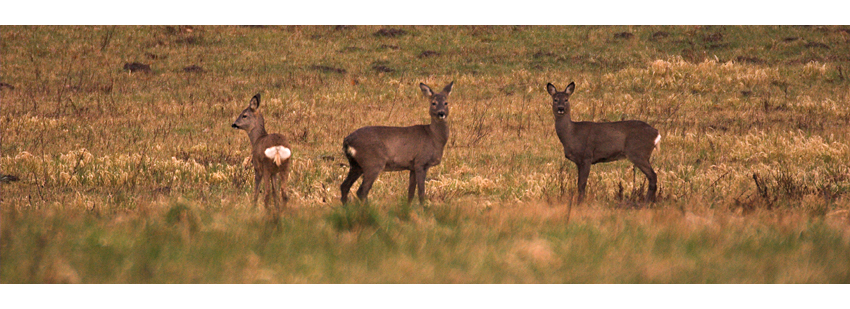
[547,82,660,202]
[232,93,292,213]
[340,82,454,204]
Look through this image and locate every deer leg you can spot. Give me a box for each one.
[269,173,280,212]
[263,173,273,210]
[340,164,363,204]
[407,170,417,204]
[279,166,290,208]
[253,168,263,207]
[266,173,283,222]
[576,161,591,203]
[631,159,658,202]
[415,166,428,204]
[356,168,382,204]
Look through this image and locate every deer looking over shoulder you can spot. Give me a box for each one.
[340,82,454,205]
[232,94,292,212]
[547,82,660,202]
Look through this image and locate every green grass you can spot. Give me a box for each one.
[2,25,850,283]
[4,201,848,283]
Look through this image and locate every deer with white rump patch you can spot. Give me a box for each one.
[547,82,660,202]
[340,82,454,204]
[232,93,292,211]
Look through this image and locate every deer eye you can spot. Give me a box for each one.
[431,102,436,106]
[241,115,247,118]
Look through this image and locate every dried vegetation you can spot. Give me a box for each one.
[2,26,849,283]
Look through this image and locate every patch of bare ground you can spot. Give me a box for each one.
[123,62,151,73]
[371,61,394,73]
[736,56,766,65]
[311,65,346,74]
[613,32,633,40]
[373,28,407,38]
[182,65,204,73]
[804,41,830,49]
[650,31,669,41]
[419,50,440,58]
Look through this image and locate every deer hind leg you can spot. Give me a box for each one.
[265,173,284,222]
[407,170,417,203]
[263,173,274,210]
[270,173,281,212]
[356,166,382,204]
[279,165,290,208]
[340,163,363,204]
[628,156,657,202]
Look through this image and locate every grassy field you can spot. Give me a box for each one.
[2,25,849,283]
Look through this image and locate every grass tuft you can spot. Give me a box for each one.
[328,203,381,232]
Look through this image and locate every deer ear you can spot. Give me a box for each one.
[249,93,261,110]
[419,83,434,97]
[442,81,454,95]
[546,83,558,96]
[564,82,575,95]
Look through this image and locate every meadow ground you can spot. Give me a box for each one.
[1,25,849,283]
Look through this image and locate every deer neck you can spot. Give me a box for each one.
[429,118,450,147]
[248,125,268,146]
[554,114,575,141]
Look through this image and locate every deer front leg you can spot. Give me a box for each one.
[253,168,263,207]
[576,160,591,203]
[415,166,427,204]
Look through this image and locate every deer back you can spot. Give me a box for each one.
[343,82,453,171]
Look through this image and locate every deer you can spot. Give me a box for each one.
[340,81,454,205]
[547,82,660,202]
[231,93,292,213]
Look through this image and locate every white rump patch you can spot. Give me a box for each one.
[654,134,662,147]
[347,146,357,157]
[264,146,291,166]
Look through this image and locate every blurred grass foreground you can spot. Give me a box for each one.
[1,26,849,283]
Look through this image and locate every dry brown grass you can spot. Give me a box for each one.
[2,25,850,283]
